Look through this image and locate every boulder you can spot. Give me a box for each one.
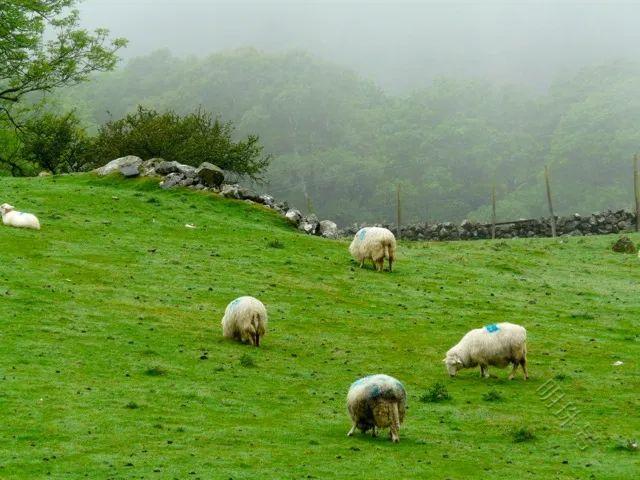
[141,158,164,176]
[285,209,302,225]
[196,162,225,188]
[95,156,143,176]
[259,195,275,206]
[319,220,338,239]
[155,160,195,176]
[160,173,184,189]
[299,214,319,234]
[221,184,240,198]
[119,162,141,178]
[612,236,636,254]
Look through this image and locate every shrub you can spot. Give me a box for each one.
[420,382,451,403]
[90,106,271,179]
[511,427,535,443]
[20,111,92,174]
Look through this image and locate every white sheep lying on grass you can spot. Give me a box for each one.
[349,227,397,272]
[347,374,407,443]
[221,296,267,347]
[444,322,528,380]
[0,203,40,230]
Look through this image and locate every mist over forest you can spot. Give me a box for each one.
[6,1,640,225]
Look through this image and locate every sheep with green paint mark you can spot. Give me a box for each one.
[347,374,407,443]
[444,322,529,380]
[221,296,267,347]
[349,227,396,272]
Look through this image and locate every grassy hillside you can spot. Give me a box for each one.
[0,175,638,479]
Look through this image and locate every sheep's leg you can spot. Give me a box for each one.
[371,426,378,437]
[521,358,529,380]
[347,423,357,436]
[480,365,490,378]
[508,362,519,380]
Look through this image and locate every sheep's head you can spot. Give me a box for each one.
[0,203,14,215]
[443,352,463,377]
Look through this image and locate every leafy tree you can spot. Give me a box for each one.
[0,0,125,172]
[90,106,271,179]
[0,0,126,113]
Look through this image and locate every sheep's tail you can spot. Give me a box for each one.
[384,240,395,272]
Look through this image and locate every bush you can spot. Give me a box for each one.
[420,382,451,403]
[90,106,271,179]
[20,111,92,174]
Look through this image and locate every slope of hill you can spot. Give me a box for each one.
[0,175,638,479]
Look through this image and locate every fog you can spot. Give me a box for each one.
[79,0,640,91]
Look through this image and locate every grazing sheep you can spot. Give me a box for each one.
[221,296,267,347]
[444,322,528,380]
[347,374,407,443]
[349,227,397,272]
[0,203,40,230]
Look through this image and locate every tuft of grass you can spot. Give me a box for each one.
[554,373,570,381]
[267,239,285,249]
[420,382,451,403]
[239,353,256,368]
[482,389,503,402]
[145,366,167,376]
[125,402,140,410]
[511,427,536,443]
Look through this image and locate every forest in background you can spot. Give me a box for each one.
[53,49,640,224]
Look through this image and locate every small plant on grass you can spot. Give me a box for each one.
[482,389,503,402]
[240,353,256,368]
[145,366,167,376]
[554,373,569,381]
[267,239,284,249]
[125,401,139,409]
[420,382,451,403]
[512,427,535,443]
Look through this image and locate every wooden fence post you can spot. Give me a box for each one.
[396,183,401,240]
[491,185,497,240]
[634,154,640,232]
[544,165,557,238]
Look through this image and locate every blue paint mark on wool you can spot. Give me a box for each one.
[229,298,241,310]
[358,228,368,241]
[485,323,500,333]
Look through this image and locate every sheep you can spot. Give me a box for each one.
[346,374,407,443]
[0,203,40,230]
[349,227,397,272]
[444,322,528,380]
[221,296,267,347]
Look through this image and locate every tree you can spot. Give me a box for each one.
[0,1,126,129]
[90,106,272,179]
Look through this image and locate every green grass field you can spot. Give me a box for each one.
[1,174,638,479]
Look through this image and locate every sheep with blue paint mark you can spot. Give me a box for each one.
[346,374,407,442]
[349,227,397,272]
[1,203,40,230]
[444,322,528,380]
[221,296,267,347]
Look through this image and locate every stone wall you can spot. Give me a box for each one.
[342,210,638,241]
[95,156,637,242]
